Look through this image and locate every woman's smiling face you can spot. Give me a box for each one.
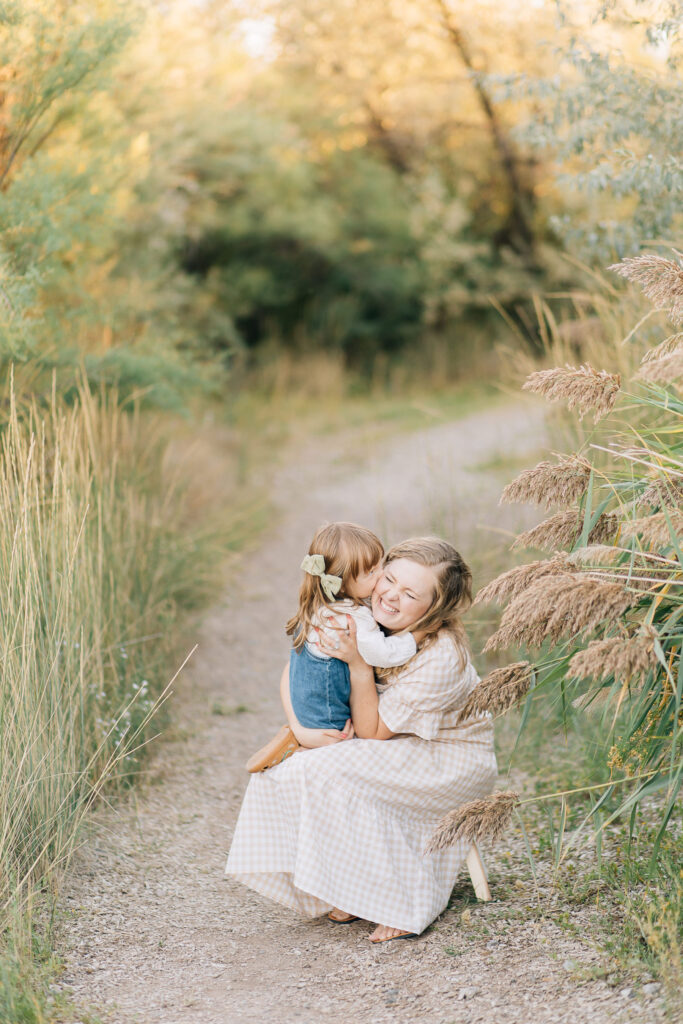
[371,558,437,632]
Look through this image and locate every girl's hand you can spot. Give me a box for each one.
[317,615,361,665]
[321,718,355,744]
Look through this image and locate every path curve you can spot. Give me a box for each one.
[55,400,663,1024]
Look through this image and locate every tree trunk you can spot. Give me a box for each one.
[435,0,537,260]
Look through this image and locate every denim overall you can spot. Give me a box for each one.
[289,643,351,730]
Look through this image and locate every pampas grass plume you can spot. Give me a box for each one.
[523,364,621,421]
[621,511,683,549]
[637,351,683,386]
[484,576,636,651]
[641,332,683,365]
[569,626,658,687]
[608,252,683,326]
[500,455,592,509]
[426,792,520,853]
[638,477,683,511]
[475,555,572,605]
[513,509,618,552]
[458,662,532,722]
[567,545,620,566]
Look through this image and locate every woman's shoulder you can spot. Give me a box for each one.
[416,631,475,675]
[426,630,469,659]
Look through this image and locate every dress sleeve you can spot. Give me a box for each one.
[349,606,417,668]
[378,639,477,740]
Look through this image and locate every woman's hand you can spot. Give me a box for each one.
[316,614,362,666]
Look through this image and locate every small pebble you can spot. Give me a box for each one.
[458,986,480,1000]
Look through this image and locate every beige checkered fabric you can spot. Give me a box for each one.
[225,634,497,935]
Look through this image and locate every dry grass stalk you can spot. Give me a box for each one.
[426,791,520,853]
[513,509,619,551]
[637,351,683,386]
[523,364,621,421]
[457,662,532,722]
[500,455,592,509]
[638,477,683,511]
[474,555,572,605]
[621,511,683,549]
[484,576,636,651]
[569,627,658,686]
[567,547,676,590]
[641,332,683,364]
[608,253,683,326]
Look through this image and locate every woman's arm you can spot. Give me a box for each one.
[317,618,395,741]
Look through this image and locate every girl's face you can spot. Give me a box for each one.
[371,558,437,632]
[346,562,381,600]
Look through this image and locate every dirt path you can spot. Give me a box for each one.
[55,400,666,1024]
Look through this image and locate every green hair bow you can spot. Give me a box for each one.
[300,553,342,601]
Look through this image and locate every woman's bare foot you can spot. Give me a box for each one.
[328,908,358,922]
[369,924,416,942]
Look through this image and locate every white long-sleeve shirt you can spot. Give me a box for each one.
[306,598,417,669]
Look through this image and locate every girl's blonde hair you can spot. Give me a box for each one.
[286,522,384,651]
[382,536,472,670]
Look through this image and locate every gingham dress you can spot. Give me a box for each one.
[225,633,497,935]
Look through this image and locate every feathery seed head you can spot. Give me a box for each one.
[457,662,532,722]
[638,477,683,511]
[568,545,620,566]
[484,576,636,651]
[621,511,683,549]
[641,332,683,365]
[425,791,520,853]
[500,455,592,509]
[523,364,621,421]
[569,627,658,687]
[608,252,683,326]
[637,351,683,386]
[474,555,573,605]
[513,509,618,552]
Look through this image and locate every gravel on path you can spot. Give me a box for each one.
[54,400,666,1024]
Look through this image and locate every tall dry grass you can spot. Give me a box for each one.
[453,251,683,993]
[0,377,222,933]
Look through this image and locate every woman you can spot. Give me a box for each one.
[225,537,497,942]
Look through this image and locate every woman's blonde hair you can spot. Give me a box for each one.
[383,536,472,669]
[286,522,384,651]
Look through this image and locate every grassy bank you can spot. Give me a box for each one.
[0,380,266,1022]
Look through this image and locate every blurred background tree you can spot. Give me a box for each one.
[129,0,575,378]
[496,0,683,262]
[1,0,680,395]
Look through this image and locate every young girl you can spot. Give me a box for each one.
[245,522,417,772]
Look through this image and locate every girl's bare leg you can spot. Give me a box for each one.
[280,665,352,748]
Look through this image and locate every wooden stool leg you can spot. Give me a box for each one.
[466,841,491,901]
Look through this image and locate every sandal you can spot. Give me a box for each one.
[369,930,418,944]
[328,911,360,924]
[245,725,300,773]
